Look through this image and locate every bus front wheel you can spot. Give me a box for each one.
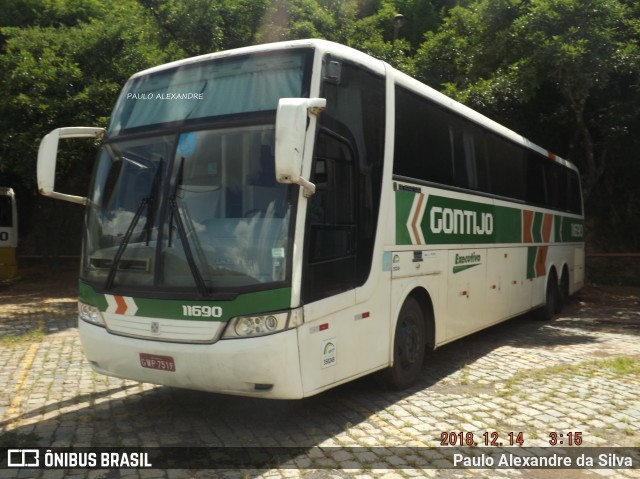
[382,296,426,390]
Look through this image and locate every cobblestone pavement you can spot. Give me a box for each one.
[0,285,639,479]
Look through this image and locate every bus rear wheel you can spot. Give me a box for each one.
[536,271,558,321]
[382,296,426,390]
[555,270,569,314]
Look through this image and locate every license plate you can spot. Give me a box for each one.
[139,353,176,372]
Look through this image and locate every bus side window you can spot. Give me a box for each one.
[567,170,583,215]
[526,153,548,206]
[486,133,526,200]
[451,119,488,192]
[394,87,453,185]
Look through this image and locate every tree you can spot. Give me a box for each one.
[0,0,175,256]
[1,0,638,255]
[139,0,270,55]
[255,0,358,44]
[415,0,640,207]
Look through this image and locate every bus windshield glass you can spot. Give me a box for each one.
[81,49,312,296]
[108,50,310,135]
[83,125,294,294]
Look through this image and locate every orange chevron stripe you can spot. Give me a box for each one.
[411,193,425,244]
[542,214,553,243]
[535,246,548,277]
[114,295,127,315]
[523,210,534,243]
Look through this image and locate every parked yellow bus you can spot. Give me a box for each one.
[0,187,18,282]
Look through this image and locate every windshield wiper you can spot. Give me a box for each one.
[104,155,162,291]
[104,195,150,291]
[169,157,209,297]
[145,159,163,245]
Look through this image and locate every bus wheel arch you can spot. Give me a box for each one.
[410,287,435,352]
[382,287,434,390]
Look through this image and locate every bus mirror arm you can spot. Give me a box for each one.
[274,98,326,198]
[296,177,316,198]
[37,127,106,205]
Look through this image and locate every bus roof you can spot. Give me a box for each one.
[128,39,578,173]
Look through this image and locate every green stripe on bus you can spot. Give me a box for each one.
[453,263,482,274]
[554,215,563,243]
[79,282,292,322]
[492,206,522,244]
[560,216,585,242]
[395,189,583,246]
[395,189,415,245]
[527,246,537,279]
[532,212,543,243]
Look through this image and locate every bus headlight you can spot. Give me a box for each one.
[223,308,303,339]
[78,301,105,327]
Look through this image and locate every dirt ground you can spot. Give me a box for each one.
[0,261,80,303]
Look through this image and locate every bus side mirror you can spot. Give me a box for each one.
[37,127,105,205]
[275,98,326,198]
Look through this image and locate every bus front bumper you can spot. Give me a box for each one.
[79,320,304,399]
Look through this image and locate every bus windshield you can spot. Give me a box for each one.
[108,50,310,135]
[83,125,294,294]
[81,49,311,296]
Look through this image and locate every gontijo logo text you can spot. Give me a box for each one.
[430,206,494,236]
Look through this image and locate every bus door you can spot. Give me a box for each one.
[297,57,388,394]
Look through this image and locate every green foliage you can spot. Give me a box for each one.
[0,1,174,187]
[0,0,637,254]
[139,0,270,56]
[255,0,358,43]
[0,0,176,255]
[0,0,109,28]
[415,0,640,215]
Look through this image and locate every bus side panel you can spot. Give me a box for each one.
[531,270,548,310]
[298,270,392,397]
[542,244,585,300]
[389,249,443,346]
[531,244,563,310]
[445,248,488,340]
[486,247,532,321]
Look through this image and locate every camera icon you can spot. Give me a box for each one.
[7,449,40,467]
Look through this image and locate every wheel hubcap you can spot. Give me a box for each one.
[399,319,420,368]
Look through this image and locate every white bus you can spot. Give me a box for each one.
[37,39,584,398]
[0,187,18,282]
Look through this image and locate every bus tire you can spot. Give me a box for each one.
[536,271,558,321]
[382,296,426,390]
[556,269,569,314]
